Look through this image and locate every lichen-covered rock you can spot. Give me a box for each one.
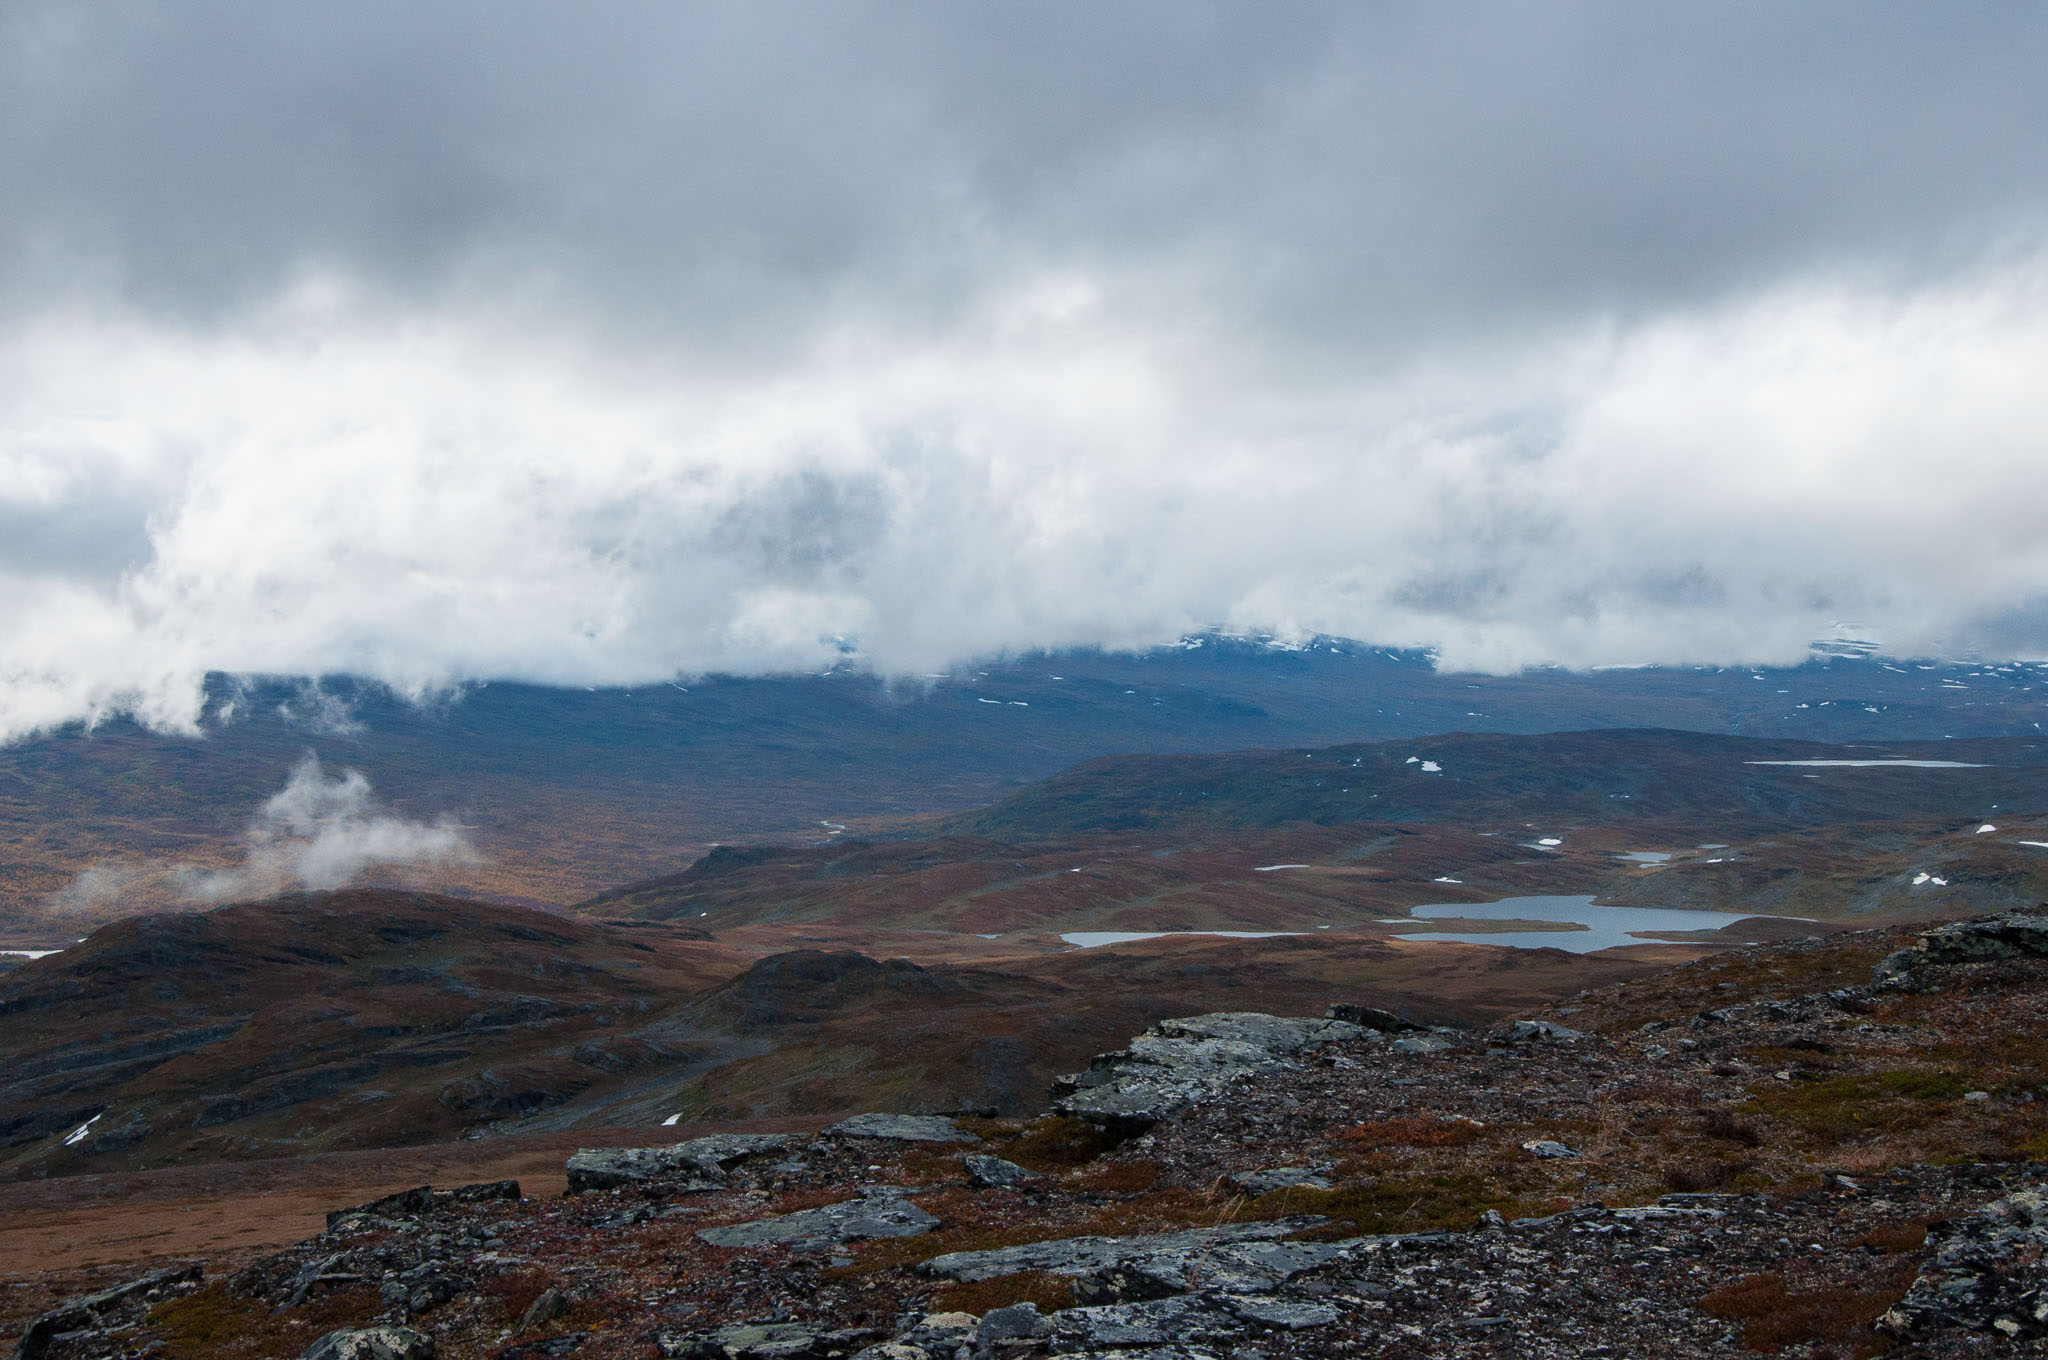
[698,1189,939,1250]
[1046,1291,1338,1354]
[1049,1013,1369,1129]
[826,1114,976,1143]
[300,1326,437,1360]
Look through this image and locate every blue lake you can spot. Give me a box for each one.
[1401,895,1801,953]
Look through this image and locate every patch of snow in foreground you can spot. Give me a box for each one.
[0,949,59,959]
[2019,841,2048,850]
[1252,864,1310,872]
[1912,873,1951,886]
[63,1113,102,1146]
[1976,824,1998,834]
[1418,760,1442,773]
[1537,838,1563,847]
[1433,876,1463,884]
[661,1113,683,1126]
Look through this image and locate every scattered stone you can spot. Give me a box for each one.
[1227,1165,1332,1194]
[826,1114,977,1143]
[1520,1139,1579,1159]
[962,1154,1038,1188]
[699,1189,940,1250]
[300,1326,437,1360]
[1389,1033,1454,1056]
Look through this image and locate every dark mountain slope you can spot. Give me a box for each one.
[944,729,2048,838]
[0,892,750,1172]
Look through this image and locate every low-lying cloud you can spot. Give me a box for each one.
[4,6,2048,740]
[51,757,476,907]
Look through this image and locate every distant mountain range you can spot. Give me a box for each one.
[4,635,2045,935]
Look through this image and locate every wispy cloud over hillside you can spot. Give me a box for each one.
[52,757,476,909]
[4,4,2047,738]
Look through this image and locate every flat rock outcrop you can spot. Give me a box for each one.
[567,1133,791,1192]
[1049,1012,1369,1129]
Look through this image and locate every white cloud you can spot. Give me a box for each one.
[5,251,2048,741]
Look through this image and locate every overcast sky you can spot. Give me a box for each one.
[5,3,2048,739]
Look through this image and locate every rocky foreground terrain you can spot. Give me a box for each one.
[12,913,2048,1359]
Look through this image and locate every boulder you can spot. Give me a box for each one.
[698,1189,939,1250]
[1520,1139,1579,1159]
[1875,914,2048,987]
[1502,1020,1585,1043]
[826,1114,976,1143]
[300,1327,436,1360]
[962,1154,1038,1188]
[1323,1003,1424,1033]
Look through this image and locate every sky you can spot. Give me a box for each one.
[5,3,2048,741]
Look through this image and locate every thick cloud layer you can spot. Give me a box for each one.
[4,4,2047,739]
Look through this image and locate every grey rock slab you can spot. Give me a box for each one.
[1047,1291,1338,1354]
[917,1219,1324,1284]
[963,1154,1038,1188]
[566,1134,789,1193]
[1228,1166,1332,1195]
[1520,1139,1579,1158]
[827,1114,977,1143]
[1389,1034,1454,1056]
[300,1327,437,1360]
[698,1191,940,1250]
